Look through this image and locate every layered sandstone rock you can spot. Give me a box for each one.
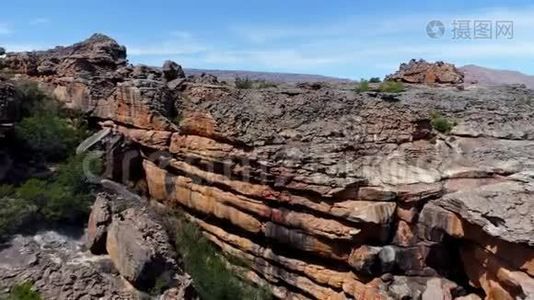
[3,35,534,300]
[386,59,464,84]
[106,207,178,290]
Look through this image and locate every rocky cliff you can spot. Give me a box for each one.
[2,34,533,300]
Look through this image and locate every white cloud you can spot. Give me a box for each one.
[127,31,207,56]
[29,18,49,25]
[0,43,41,52]
[202,49,338,68]
[126,5,534,78]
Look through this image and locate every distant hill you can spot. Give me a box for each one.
[184,68,353,84]
[459,65,534,88]
[185,65,534,88]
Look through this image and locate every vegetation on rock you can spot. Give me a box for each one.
[0,81,100,239]
[164,213,271,300]
[378,80,405,93]
[235,77,254,89]
[256,80,278,89]
[6,282,42,300]
[354,79,370,92]
[14,82,89,162]
[0,152,102,237]
[235,77,277,89]
[430,112,456,134]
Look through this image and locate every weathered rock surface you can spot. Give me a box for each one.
[439,181,534,246]
[86,193,112,254]
[4,34,534,300]
[106,207,178,290]
[386,59,464,84]
[0,229,137,299]
[162,60,185,81]
[0,80,18,125]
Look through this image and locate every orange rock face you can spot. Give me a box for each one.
[386,59,464,84]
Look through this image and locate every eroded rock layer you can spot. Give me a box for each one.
[2,34,533,300]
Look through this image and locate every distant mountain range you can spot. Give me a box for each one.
[186,65,534,88]
[459,65,534,88]
[184,68,353,84]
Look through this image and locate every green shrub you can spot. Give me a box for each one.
[369,77,381,83]
[15,81,59,118]
[0,197,37,237]
[7,282,42,300]
[15,179,49,208]
[12,81,89,162]
[173,216,271,300]
[0,82,97,239]
[235,77,253,89]
[40,153,101,222]
[379,81,405,93]
[354,79,370,93]
[431,112,456,134]
[0,153,101,238]
[15,114,85,161]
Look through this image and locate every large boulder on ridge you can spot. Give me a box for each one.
[3,33,126,77]
[386,59,464,84]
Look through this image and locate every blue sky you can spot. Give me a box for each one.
[1,0,534,79]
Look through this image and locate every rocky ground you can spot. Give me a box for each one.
[0,34,533,299]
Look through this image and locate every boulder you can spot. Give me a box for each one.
[386,276,459,300]
[106,207,177,290]
[348,245,381,275]
[438,181,534,246]
[162,60,185,81]
[386,59,464,84]
[86,193,112,254]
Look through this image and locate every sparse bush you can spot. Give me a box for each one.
[256,80,277,89]
[431,112,456,134]
[172,113,183,126]
[7,282,42,300]
[354,79,370,93]
[369,77,381,83]
[235,77,253,89]
[379,80,405,93]
[171,215,271,300]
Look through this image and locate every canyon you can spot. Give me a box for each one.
[0,34,533,299]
